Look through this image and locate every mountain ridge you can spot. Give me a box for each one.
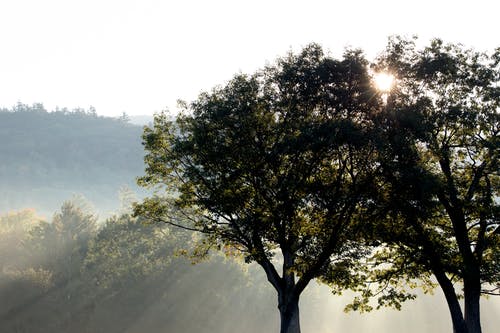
[0,103,146,217]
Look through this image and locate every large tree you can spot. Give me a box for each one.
[362,37,499,333]
[135,44,381,333]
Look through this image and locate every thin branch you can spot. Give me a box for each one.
[142,214,208,233]
[481,285,500,296]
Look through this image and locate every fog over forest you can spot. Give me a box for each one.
[0,96,498,333]
[0,104,145,218]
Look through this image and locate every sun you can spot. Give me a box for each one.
[373,72,395,93]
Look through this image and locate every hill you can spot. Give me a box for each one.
[0,103,146,217]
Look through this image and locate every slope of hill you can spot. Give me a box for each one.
[0,103,146,217]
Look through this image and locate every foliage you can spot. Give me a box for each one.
[0,203,277,333]
[83,213,175,289]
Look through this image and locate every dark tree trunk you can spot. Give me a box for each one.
[434,269,468,333]
[435,185,485,333]
[278,294,301,333]
[256,250,304,333]
[464,276,482,333]
[278,250,301,333]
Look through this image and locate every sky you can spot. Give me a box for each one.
[0,0,498,117]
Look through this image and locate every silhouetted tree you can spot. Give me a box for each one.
[361,37,499,333]
[135,44,382,333]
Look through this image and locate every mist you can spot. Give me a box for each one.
[1,205,499,332]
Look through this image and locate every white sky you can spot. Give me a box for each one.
[0,0,498,117]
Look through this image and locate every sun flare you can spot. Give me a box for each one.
[373,72,394,92]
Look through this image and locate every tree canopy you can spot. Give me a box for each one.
[135,44,385,333]
[358,37,499,333]
[136,39,499,333]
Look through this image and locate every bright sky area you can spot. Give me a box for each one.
[0,0,498,117]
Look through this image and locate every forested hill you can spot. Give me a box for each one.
[0,103,146,217]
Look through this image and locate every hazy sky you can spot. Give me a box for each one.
[0,0,498,117]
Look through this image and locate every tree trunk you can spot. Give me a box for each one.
[255,250,304,333]
[464,277,482,333]
[279,295,301,333]
[434,269,468,333]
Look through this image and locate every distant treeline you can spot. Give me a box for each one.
[0,103,145,216]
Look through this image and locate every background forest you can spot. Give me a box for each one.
[0,104,145,217]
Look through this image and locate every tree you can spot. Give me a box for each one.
[135,44,382,333]
[118,111,131,123]
[34,201,96,266]
[28,199,97,304]
[0,209,52,328]
[363,37,499,333]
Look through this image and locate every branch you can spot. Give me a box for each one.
[438,152,461,209]
[481,285,500,296]
[465,161,488,202]
[141,214,208,233]
[252,236,282,292]
[294,206,353,296]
